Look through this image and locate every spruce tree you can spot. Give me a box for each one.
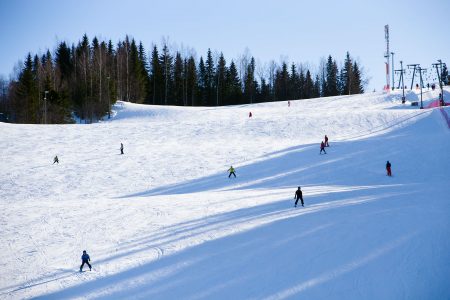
[150,45,163,105]
[226,60,241,105]
[216,53,227,106]
[351,61,364,94]
[205,49,215,106]
[325,55,338,96]
[160,44,173,105]
[342,52,353,95]
[173,52,184,106]
[197,57,207,106]
[186,56,197,106]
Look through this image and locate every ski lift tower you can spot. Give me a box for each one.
[384,25,390,91]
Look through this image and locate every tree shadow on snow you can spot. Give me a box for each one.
[33,183,419,299]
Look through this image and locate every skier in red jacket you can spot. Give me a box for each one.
[386,161,392,176]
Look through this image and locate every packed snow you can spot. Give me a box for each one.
[1,87,449,299]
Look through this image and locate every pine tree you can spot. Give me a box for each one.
[325,55,338,96]
[160,44,172,105]
[243,57,256,103]
[304,70,314,99]
[173,52,184,106]
[275,62,289,101]
[150,45,163,105]
[225,60,241,105]
[441,64,449,85]
[215,53,227,106]
[342,52,353,95]
[313,75,321,98]
[15,54,39,123]
[205,49,215,106]
[298,66,305,99]
[289,63,299,100]
[197,57,207,106]
[186,56,197,106]
[351,61,364,94]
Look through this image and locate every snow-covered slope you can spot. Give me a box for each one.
[1,88,449,299]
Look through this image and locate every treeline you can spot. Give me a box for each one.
[0,34,367,124]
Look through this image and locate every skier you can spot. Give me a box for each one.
[324,135,329,147]
[80,250,92,272]
[288,100,290,107]
[249,112,252,118]
[228,166,236,178]
[386,160,392,177]
[320,141,327,154]
[120,143,124,155]
[53,156,59,164]
[294,186,304,207]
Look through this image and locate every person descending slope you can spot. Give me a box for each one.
[228,166,236,178]
[294,186,304,207]
[324,135,329,147]
[53,156,59,164]
[320,141,327,154]
[80,250,92,272]
[120,143,124,155]
[386,160,392,176]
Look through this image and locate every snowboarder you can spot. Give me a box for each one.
[320,141,326,154]
[288,100,291,107]
[249,112,252,118]
[120,143,124,155]
[228,166,236,178]
[80,250,92,272]
[324,135,329,147]
[386,160,392,177]
[294,186,304,207]
[53,156,59,164]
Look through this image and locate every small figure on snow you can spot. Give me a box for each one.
[324,135,329,147]
[249,112,252,118]
[294,186,304,207]
[288,101,291,107]
[320,141,327,154]
[228,166,236,178]
[53,156,59,164]
[386,160,392,177]
[80,250,92,272]
[120,143,124,155]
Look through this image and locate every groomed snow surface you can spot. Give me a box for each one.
[1,88,450,299]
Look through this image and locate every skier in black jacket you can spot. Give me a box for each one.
[294,186,304,207]
[80,250,92,272]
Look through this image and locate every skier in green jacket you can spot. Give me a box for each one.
[228,166,236,178]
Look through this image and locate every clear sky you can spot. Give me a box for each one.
[0,0,449,91]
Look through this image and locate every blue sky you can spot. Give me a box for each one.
[0,0,449,91]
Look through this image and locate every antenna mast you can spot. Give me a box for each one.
[384,25,390,90]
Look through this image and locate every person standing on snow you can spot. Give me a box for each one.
[120,143,124,155]
[324,135,329,147]
[80,250,92,272]
[249,112,252,118]
[294,186,304,207]
[320,141,327,154]
[228,166,236,178]
[386,161,392,176]
[53,156,59,164]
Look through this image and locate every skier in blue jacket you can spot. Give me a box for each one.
[80,250,92,272]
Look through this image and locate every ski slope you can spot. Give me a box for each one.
[1,88,450,299]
